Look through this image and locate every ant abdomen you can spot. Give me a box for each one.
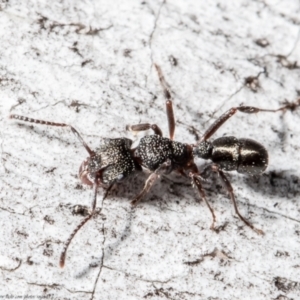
[211,136,268,175]
[236,138,268,175]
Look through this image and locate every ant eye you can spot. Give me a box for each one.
[117,174,124,180]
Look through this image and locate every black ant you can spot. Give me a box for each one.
[9,65,300,268]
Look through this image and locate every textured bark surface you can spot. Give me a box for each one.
[1,1,300,299]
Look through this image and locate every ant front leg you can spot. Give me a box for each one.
[126,123,163,136]
[59,178,99,267]
[210,164,264,235]
[131,160,171,206]
[59,180,113,268]
[154,64,176,140]
[198,98,300,142]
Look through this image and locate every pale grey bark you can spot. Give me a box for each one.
[1,1,300,299]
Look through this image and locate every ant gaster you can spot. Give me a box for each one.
[10,65,300,268]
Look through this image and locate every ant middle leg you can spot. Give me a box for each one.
[131,159,172,206]
[126,123,163,136]
[199,98,300,142]
[154,64,176,140]
[210,164,264,235]
[127,64,176,140]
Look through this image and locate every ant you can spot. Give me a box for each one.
[9,65,300,268]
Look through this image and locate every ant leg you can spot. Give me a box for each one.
[154,64,176,140]
[199,98,300,142]
[176,168,189,178]
[72,181,112,216]
[189,170,216,230]
[131,159,171,206]
[59,179,98,268]
[126,123,163,136]
[211,164,264,235]
[59,181,113,268]
[199,164,213,180]
[9,114,94,156]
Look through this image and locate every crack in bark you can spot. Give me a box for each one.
[102,264,174,284]
[205,66,270,126]
[262,207,300,224]
[0,258,22,272]
[90,197,108,300]
[147,0,166,83]
[27,280,94,295]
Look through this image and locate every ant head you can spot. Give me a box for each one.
[193,141,212,160]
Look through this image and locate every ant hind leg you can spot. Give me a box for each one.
[211,164,264,235]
